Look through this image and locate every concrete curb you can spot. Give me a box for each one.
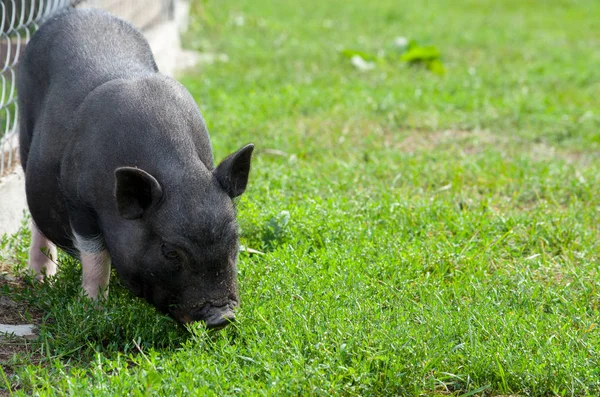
[0,1,191,238]
[0,169,27,237]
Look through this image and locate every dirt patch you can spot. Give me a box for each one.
[0,338,42,396]
[396,129,501,153]
[0,262,11,274]
[0,274,45,395]
[280,116,599,167]
[395,128,600,165]
[0,276,42,325]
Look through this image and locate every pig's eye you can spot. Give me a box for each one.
[161,244,181,262]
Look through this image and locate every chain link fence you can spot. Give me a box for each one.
[0,0,173,176]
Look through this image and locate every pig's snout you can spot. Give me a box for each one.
[179,303,236,330]
[203,304,236,330]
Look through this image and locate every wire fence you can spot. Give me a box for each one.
[0,0,173,176]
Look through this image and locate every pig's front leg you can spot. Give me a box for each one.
[74,233,111,300]
[29,223,58,281]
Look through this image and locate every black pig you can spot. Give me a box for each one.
[17,8,253,329]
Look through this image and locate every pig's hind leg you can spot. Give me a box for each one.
[74,233,111,300]
[29,224,58,281]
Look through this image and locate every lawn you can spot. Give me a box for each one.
[1,0,600,395]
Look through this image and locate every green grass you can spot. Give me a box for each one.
[2,0,600,395]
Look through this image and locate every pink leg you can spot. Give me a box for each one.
[80,250,111,300]
[29,223,58,281]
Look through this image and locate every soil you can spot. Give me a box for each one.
[0,276,42,325]
[0,274,45,396]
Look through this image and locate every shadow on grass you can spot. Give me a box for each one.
[5,258,191,363]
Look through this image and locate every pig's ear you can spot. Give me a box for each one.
[214,144,254,198]
[114,167,163,220]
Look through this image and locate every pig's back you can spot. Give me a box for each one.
[21,8,157,93]
[18,8,158,167]
[17,8,159,252]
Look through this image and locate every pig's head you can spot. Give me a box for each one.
[110,144,254,329]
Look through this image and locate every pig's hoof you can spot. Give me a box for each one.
[80,293,107,311]
[31,270,54,284]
